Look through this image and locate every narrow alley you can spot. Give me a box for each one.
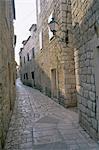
[5,79,99,150]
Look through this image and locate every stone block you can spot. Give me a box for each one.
[91,111,96,118]
[82,97,87,107]
[84,90,89,98]
[89,91,96,101]
[91,118,98,131]
[80,104,86,113]
[88,100,93,110]
[86,108,91,117]
[91,75,95,84]
[92,103,96,112]
[91,85,96,92]
[87,75,91,83]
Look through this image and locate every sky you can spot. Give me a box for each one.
[14,0,36,65]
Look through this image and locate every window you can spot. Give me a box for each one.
[32,48,35,58]
[26,73,28,80]
[24,56,25,64]
[27,53,30,61]
[51,69,57,98]
[66,30,69,44]
[39,30,43,50]
[31,72,35,80]
[24,74,25,79]
[48,12,54,40]
[20,56,22,66]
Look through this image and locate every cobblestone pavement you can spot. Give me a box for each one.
[5,79,99,150]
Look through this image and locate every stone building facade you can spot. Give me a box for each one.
[35,0,77,106]
[71,0,99,140]
[0,0,16,149]
[19,0,99,140]
[35,0,99,140]
[19,24,37,87]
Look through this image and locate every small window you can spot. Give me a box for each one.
[66,30,69,44]
[27,53,30,61]
[20,56,22,66]
[48,12,55,40]
[31,72,35,80]
[26,73,28,80]
[24,74,25,79]
[32,48,35,58]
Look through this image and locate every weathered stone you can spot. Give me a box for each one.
[84,90,89,98]
[88,101,93,110]
[19,0,99,141]
[91,75,95,84]
[89,92,96,101]
[92,103,96,112]
[91,118,98,131]
[71,0,99,140]
[0,1,16,149]
[82,97,87,107]
[91,111,96,118]
[20,0,77,107]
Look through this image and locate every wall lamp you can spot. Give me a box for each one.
[48,17,57,35]
[48,17,69,44]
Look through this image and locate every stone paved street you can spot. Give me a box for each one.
[5,79,99,150]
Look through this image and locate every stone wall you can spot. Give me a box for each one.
[0,0,16,149]
[35,0,77,106]
[19,0,99,140]
[71,0,99,139]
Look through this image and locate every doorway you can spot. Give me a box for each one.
[51,69,57,98]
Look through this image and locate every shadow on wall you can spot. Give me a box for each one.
[21,59,71,108]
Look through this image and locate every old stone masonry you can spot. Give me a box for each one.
[5,79,99,150]
[19,0,99,140]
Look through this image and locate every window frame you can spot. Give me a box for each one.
[48,12,55,40]
[31,72,35,80]
[32,48,35,58]
[27,53,30,61]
